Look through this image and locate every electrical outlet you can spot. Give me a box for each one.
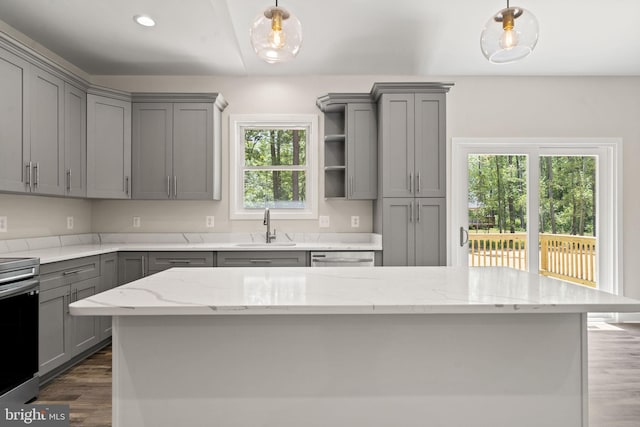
[66,216,74,230]
[206,216,215,228]
[133,216,141,228]
[319,215,330,228]
[0,216,7,233]
[351,216,360,228]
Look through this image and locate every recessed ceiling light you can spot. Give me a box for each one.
[134,15,156,27]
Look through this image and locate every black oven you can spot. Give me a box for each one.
[0,257,40,404]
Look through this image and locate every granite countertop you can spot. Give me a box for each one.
[0,233,382,264]
[69,266,640,316]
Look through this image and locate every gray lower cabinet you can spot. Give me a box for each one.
[64,83,87,197]
[217,251,308,267]
[98,253,118,340]
[118,252,148,285]
[131,94,227,200]
[87,91,132,198]
[147,251,214,274]
[381,198,446,266]
[39,256,101,376]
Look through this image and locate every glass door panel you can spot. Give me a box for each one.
[467,154,528,271]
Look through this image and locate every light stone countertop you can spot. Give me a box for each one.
[0,233,381,264]
[70,266,640,316]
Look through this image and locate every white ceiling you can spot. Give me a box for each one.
[0,0,639,77]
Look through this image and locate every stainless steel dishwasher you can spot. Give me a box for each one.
[310,251,375,267]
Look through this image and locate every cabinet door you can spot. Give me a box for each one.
[132,103,173,199]
[415,198,446,266]
[30,67,64,195]
[71,277,100,356]
[98,253,118,340]
[382,198,415,266]
[173,103,214,200]
[414,93,446,198]
[87,94,132,198]
[64,84,87,197]
[39,285,71,375]
[380,94,414,197]
[347,103,377,199]
[118,252,148,285]
[0,48,29,192]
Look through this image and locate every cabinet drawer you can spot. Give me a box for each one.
[217,251,308,268]
[147,251,214,272]
[40,255,100,292]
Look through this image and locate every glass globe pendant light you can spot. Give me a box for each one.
[250,1,302,64]
[480,0,539,64]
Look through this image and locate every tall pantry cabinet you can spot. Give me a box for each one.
[371,83,453,266]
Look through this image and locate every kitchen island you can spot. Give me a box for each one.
[70,266,640,427]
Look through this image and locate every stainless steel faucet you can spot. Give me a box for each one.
[263,207,276,243]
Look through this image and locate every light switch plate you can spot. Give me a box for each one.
[351,216,360,228]
[206,216,215,228]
[133,216,141,228]
[66,216,74,230]
[0,216,7,232]
[319,215,330,228]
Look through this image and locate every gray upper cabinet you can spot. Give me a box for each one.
[131,93,227,200]
[87,91,132,199]
[63,83,87,197]
[373,84,449,198]
[0,46,65,196]
[0,48,29,193]
[29,67,65,196]
[316,94,377,199]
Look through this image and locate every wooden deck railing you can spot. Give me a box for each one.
[468,232,597,288]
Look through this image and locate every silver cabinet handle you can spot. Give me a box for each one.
[142,255,146,277]
[125,176,130,196]
[312,258,374,263]
[416,201,421,223]
[167,176,171,198]
[174,176,177,198]
[408,172,413,193]
[409,201,413,223]
[73,288,78,302]
[67,169,71,192]
[33,162,39,188]
[25,162,31,191]
[168,260,191,264]
[66,290,71,314]
[63,269,84,276]
[417,172,421,194]
[250,259,272,264]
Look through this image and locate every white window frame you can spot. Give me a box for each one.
[230,114,318,220]
[451,137,623,298]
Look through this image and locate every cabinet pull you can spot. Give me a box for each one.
[416,201,421,223]
[168,260,191,264]
[417,172,421,194]
[67,169,71,192]
[66,290,71,314]
[142,255,146,277]
[167,176,171,198]
[409,201,413,223]
[125,176,130,195]
[25,163,32,191]
[73,288,78,302]
[63,269,83,276]
[408,173,413,193]
[250,259,272,264]
[174,176,177,198]
[33,162,39,188]
[460,227,469,247]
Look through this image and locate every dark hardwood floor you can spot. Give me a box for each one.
[34,324,640,427]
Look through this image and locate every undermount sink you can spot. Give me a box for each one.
[234,242,297,247]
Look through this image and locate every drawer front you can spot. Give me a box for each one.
[148,251,215,272]
[217,251,308,268]
[40,255,100,292]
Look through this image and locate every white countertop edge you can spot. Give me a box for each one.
[69,303,640,316]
